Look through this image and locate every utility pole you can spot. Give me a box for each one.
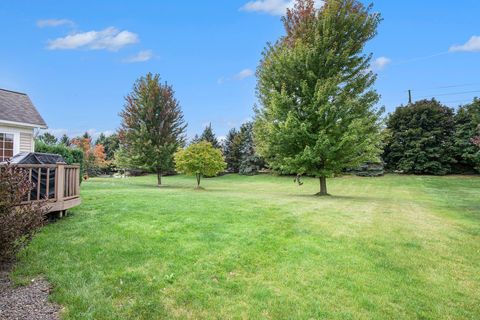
[408,90,412,104]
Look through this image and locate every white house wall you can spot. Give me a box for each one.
[0,123,35,154]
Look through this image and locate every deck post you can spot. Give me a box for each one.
[56,162,65,203]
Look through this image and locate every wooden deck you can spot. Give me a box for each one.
[15,163,81,214]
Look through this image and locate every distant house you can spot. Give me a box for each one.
[0,88,47,161]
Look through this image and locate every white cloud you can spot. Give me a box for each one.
[47,27,139,51]
[38,128,68,138]
[240,0,323,16]
[122,50,154,63]
[37,19,74,28]
[449,36,480,52]
[234,68,254,80]
[218,69,254,84]
[373,56,391,71]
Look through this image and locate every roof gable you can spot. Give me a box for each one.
[0,88,47,128]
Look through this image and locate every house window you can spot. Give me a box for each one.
[0,133,14,161]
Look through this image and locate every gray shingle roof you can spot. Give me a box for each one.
[0,88,47,127]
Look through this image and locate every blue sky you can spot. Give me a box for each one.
[1,0,479,140]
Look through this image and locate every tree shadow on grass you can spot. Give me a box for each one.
[292,193,384,202]
[129,183,192,190]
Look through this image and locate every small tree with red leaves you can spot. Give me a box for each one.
[119,73,187,186]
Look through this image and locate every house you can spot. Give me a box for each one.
[0,88,81,215]
[0,88,47,161]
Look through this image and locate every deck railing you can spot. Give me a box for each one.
[10,163,81,213]
[64,165,81,199]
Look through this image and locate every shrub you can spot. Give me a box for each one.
[0,162,46,261]
[383,99,455,175]
[174,141,226,188]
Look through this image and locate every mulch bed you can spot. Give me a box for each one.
[0,263,60,320]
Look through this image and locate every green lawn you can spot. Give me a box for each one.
[13,174,480,319]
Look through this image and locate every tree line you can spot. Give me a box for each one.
[34,0,480,193]
[384,98,480,175]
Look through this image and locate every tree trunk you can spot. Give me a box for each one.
[196,173,201,188]
[157,169,162,186]
[317,176,329,196]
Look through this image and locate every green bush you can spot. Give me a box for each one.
[383,99,456,175]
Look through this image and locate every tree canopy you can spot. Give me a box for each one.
[197,124,221,149]
[174,141,226,188]
[383,99,456,175]
[59,134,71,146]
[119,73,186,185]
[453,98,480,173]
[37,132,58,145]
[96,133,120,161]
[238,122,264,175]
[254,0,383,195]
[223,128,242,172]
[72,133,107,177]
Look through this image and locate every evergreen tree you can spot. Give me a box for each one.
[238,122,264,175]
[96,133,107,145]
[190,134,201,145]
[37,132,58,145]
[199,124,221,149]
[254,0,383,195]
[383,99,456,175]
[223,128,242,172]
[96,133,120,161]
[59,134,71,146]
[453,98,480,172]
[119,73,187,186]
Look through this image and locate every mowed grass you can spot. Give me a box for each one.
[13,174,480,319]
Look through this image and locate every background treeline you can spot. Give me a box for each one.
[194,122,265,175]
[35,131,118,178]
[35,96,480,178]
[383,98,480,175]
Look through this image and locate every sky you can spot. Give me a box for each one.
[0,0,479,141]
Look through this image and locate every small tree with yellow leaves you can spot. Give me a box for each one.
[174,141,226,188]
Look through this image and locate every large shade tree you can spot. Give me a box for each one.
[119,73,186,186]
[254,0,383,195]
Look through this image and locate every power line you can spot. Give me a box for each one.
[432,83,480,90]
[409,83,480,93]
[392,51,450,66]
[417,89,480,100]
[442,99,473,104]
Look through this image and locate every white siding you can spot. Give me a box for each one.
[0,123,35,155]
[20,132,34,152]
